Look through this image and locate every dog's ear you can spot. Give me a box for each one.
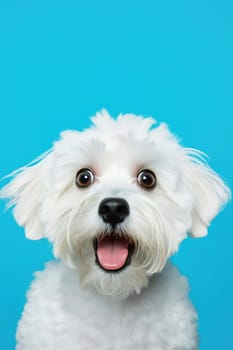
[184,150,231,237]
[0,151,52,240]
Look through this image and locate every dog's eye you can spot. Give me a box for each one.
[76,169,94,188]
[137,170,157,190]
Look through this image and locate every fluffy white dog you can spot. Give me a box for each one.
[1,110,230,350]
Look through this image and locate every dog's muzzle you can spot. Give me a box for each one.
[94,198,133,272]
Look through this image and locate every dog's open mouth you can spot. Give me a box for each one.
[93,234,134,272]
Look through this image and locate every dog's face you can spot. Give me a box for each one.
[1,110,230,298]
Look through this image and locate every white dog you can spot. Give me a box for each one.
[0,110,230,350]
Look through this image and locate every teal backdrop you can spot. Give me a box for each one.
[0,1,232,349]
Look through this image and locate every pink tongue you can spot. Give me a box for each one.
[97,236,129,271]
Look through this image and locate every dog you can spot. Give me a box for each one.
[0,110,230,350]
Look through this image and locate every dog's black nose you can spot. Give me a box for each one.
[98,198,130,226]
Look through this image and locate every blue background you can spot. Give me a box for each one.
[0,1,232,349]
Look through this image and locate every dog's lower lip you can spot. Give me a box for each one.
[93,235,134,273]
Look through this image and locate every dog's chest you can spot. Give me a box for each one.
[60,289,164,348]
[16,262,197,350]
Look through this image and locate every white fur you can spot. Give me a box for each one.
[0,110,231,349]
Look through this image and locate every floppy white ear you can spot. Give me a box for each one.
[184,150,231,237]
[0,151,52,240]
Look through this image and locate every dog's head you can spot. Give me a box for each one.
[1,110,230,298]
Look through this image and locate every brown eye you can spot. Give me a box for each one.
[76,169,94,188]
[137,169,157,190]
